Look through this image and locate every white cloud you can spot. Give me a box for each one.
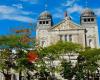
[53,13,63,19]
[0,5,35,23]
[62,0,77,7]
[53,0,81,19]
[53,4,83,19]
[0,15,34,23]
[53,8,64,19]
[67,4,83,14]
[55,8,63,13]
[12,4,23,9]
[53,2,100,20]
[66,4,100,17]
[0,5,32,15]
[20,0,39,4]
[93,8,100,17]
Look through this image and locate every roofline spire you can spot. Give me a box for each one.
[85,0,88,8]
[45,0,48,11]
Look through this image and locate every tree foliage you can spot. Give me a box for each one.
[0,37,100,80]
[79,48,100,72]
[0,35,35,48]
[74,48,100,80]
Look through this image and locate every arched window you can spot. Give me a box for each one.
[89,39,94,48]
[59,35,63,41]
[65,35,67,41]
[84,19,87,22]
[43,21,45,24]
[91,18,94,21]
[39,21,42,24]
[89,39,92,46]
[46,21,49,24]
[88,18,90,22]
[69,35,72,41]
[41,41,45,47]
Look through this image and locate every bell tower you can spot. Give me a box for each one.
[36,0,53,47]
[37,11,53,30]
[80,8,99,48]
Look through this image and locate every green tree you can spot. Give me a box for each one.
[15,49,38,80]
[60,60,73,80]
[0,35,33,49]
[75,48,100,80]
[0,35,36,80]
[37,41,82,80]
[0,49,16,80]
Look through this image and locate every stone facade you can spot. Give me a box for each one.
[80,8,99,48]
[36,9,99,48]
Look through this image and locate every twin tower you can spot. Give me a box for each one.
[36,8,99,48]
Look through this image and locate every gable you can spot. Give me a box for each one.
[50,19,82,31]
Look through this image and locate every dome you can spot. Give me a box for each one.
[39,11,52,20]
[81,8,95,17]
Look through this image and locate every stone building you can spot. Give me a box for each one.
[36,8,99,48]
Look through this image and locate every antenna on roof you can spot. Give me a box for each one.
[45,0,48,11]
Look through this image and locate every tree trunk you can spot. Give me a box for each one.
[27,72,31,80]
[3,74,11,80]
[68,53,71,62]
[19,69,22,80]
[2,69,12,80]
[87,70,90,80]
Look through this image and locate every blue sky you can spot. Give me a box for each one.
[0,0,100,39]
